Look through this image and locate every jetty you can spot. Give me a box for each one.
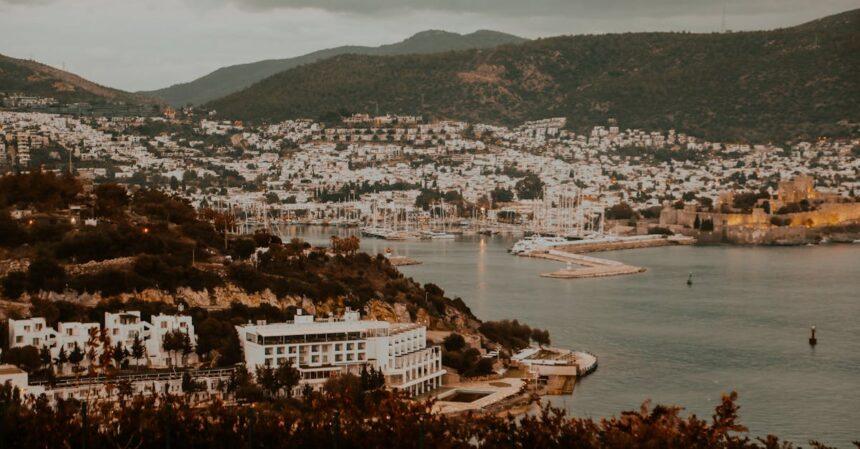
[527,249,646,279]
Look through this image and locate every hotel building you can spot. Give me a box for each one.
[235,309,445,396]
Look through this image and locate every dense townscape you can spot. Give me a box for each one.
[1,110,857,228]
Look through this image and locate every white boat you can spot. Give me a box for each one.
[509,235,569,255]
[423,231,455,240]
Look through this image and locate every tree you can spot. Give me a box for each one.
[531,328,551,347]
[68,342,84,372]
[490,187,514,204]
[162,330,186,366]
[1,346,41,373]
[359,365,386,392]
[181,372,202,393]
[605,203,636,220]
[180,332,193,366]
[255,365,279,399]
[1,271,27,299]
[131,334,146,369]
[93,183,129,218]
[112,341,128,369]
[514,174,544,200]
[443,333,467,352]
[55,346,68,373]
[39,345,52,370]
[275,361,301,398]
[26,257,67,293]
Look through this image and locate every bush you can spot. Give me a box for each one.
[648,227,673,235]
[479,319,548,351]
[606,203,635,220]
[443,333,466,352]
[1,272,27,299]
[1,346,41,372]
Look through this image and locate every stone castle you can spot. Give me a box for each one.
[660,176,860,244]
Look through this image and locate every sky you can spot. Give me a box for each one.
[0,0,857,92]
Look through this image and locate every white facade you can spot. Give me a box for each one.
[8,318,52,348]
[6,312,196,369]
[236,309,445,396]
[148,313,196,366]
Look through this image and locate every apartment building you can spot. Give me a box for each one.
[7,312,196,368]
[236,309,445,396]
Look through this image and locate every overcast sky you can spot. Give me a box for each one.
[1,0,856,91]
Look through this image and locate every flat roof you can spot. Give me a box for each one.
[241,319,391,337]
[0,364,25,375]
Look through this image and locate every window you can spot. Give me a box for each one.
[265,347,273,355]
[346,343,354,350]
[335,344,343,351]
[277,347,285,354]
[358,342,365,350]
[311,355,319,364]
[346,354,354,361]
[15,336,22,344]
[289,346,297,353]
[161,322,167,329]
[33,338,40,346]
[67,329,73,336]
[335,354,343,362]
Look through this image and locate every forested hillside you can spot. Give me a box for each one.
[208,9,860,142]
[143,30,527,106]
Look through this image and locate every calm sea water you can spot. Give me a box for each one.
[288,226,860,447]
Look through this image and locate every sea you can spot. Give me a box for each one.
[287,226,860,447]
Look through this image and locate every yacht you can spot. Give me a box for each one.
[509,235,569,255]
[423,231,455,240]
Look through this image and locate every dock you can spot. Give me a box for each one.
[554,234,695,254]
[384,254,422,266]
[527,249,646,279]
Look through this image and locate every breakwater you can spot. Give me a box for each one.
[527,250,646,279]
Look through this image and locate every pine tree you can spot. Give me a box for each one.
[131,334,146,369]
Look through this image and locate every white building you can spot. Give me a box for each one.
[236,309,445,396]
[8,317,53,348]
[148,313,196,366]
[104,311,149,348]
[6,312,196,369]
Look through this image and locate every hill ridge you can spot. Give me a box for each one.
[206,8,860,142]
[142,29,527,107]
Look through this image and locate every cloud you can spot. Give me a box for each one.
[209,0,857,20]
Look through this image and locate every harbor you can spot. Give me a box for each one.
[286,226,860,447]
[511,234,695,279]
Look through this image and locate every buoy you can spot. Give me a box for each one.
[809,326,817,346]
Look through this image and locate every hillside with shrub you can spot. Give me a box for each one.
[207,9,860,142]
[143,29,527,107]
[0,171,548,368]
[0,53,155,106]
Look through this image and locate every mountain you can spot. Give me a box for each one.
[0,53,154,106]
[207,9,860,142]
[142,30,528,107]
